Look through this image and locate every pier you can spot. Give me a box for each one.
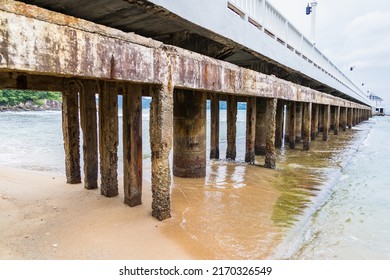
[0,0,372,220]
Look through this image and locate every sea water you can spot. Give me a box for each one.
[1,109,389,259]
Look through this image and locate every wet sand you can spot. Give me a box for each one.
[0,161,282,260]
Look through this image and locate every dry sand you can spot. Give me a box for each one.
[0,162,282,260]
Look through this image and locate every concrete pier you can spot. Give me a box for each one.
[210,93,220,159]
[302,102,312,151]
[173,90,206,178]
[295,102,303,143]
[255,98,267,155]
[99,81,119,197]
[311,103,319,140]
[340,107,347,131]
[123,84,143,207]
[226,95,237,160]
[323,105,330,141]
[334,106,340,135]
[275,101,284,148]
[79,80,98,190]
[245,97,256,164]
[150,84,173,221]
[288,102,296,149]
[62,83,81,184]
[264,98,277,169]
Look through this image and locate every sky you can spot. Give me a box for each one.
[267,0,390,109]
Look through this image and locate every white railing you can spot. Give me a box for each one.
[227,0,368,103]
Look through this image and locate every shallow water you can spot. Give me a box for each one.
[1,110,389,259]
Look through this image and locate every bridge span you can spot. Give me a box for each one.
[0,0,372,220]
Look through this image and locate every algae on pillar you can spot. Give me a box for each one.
[323,104,330,141]
[245,97,256,164]
[302,102,312,151]
[123,84,143,207]
[79,80,98,190]
[255,98,266,155]
[288,102,296,149]
[226,95,237,160]
[150,84,173,220]
[210,93,220,159]
[173,89,206,178]
[265,98,277,169]
[62,82,81,184]
[99,81,119,197]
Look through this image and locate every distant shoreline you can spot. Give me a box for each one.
[0,100,62,112]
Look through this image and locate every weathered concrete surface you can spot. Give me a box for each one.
[288,102,296,149]
[311,103,319,140]
[245,97,256,164]
[295,102,303,143]
[340,107,347,131]
[275,100,284,148]
[255,98,266,155]
[323,104,330,141]
[334,106,340,135]
[0,0,371,111]
[302,102,312,151]
[173,90,206,178]
[226,95,237,160]
[209,93,220,159]
[62,82,81,184]
[150,84,173,221]
[99,81,119,197]
[123,84,143,207]
[79,80,98,189]
[264,98,277,169]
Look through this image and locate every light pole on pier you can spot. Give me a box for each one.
[306,2,318,45]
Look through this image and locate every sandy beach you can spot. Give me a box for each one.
[0,161,282,260]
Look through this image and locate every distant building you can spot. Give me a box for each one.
[369,94,385,116]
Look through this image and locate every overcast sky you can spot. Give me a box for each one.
[267,0,390,109]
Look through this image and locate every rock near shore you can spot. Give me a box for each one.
[0,100,62,112]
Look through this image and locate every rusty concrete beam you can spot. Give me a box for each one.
[0,0,371,111]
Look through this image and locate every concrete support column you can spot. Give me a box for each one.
[245,97,256,164]
[334,106,340,135]
[347,107,352,129]
[210,93,220,159]
[302,102,312,151]
[295,102,303,142]
[173,90,206,178]
[275,100,284,148]
[323,104,330,141]
[150,84,173,221]
[265,98,277,169]
[62,82,81,184]
[99,81,119,197]
[330,106,335,130]
[226,95,237,160]
[340,107,347,131]
[288,102,296,149]
[311,103,319,140]
[255,98,266,155]
[79,80,98,189]
[318,105,324,132]
[123,84,143,207]
[352,108,356,126]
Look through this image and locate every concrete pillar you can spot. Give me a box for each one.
[295,102,302,142]
[323,104,330,141]
[150,84,173,221]
[226,95,237,160]
[123,84,143,207]
[318,105,324,132]
[311,103,319,140]
[284,105,290,143]
[210,93,220,159]
[245,97,256,164]
[288,102,296,149]
[79,80,98,190]
[340,107,347,131]
[265,98,277,169]
[173,90,206,178]
[347,107,352,129]
[62,83,81,184]
[99,81,119,197]
[352,108,356,126]
[255,98,266,155]
[302,102,312,151]
[275,100,284,148]
[334,106,340,135]
[330,106,335,130]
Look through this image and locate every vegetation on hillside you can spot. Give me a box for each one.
[0,89,62,106]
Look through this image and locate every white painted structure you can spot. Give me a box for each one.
[148,0,371,106]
